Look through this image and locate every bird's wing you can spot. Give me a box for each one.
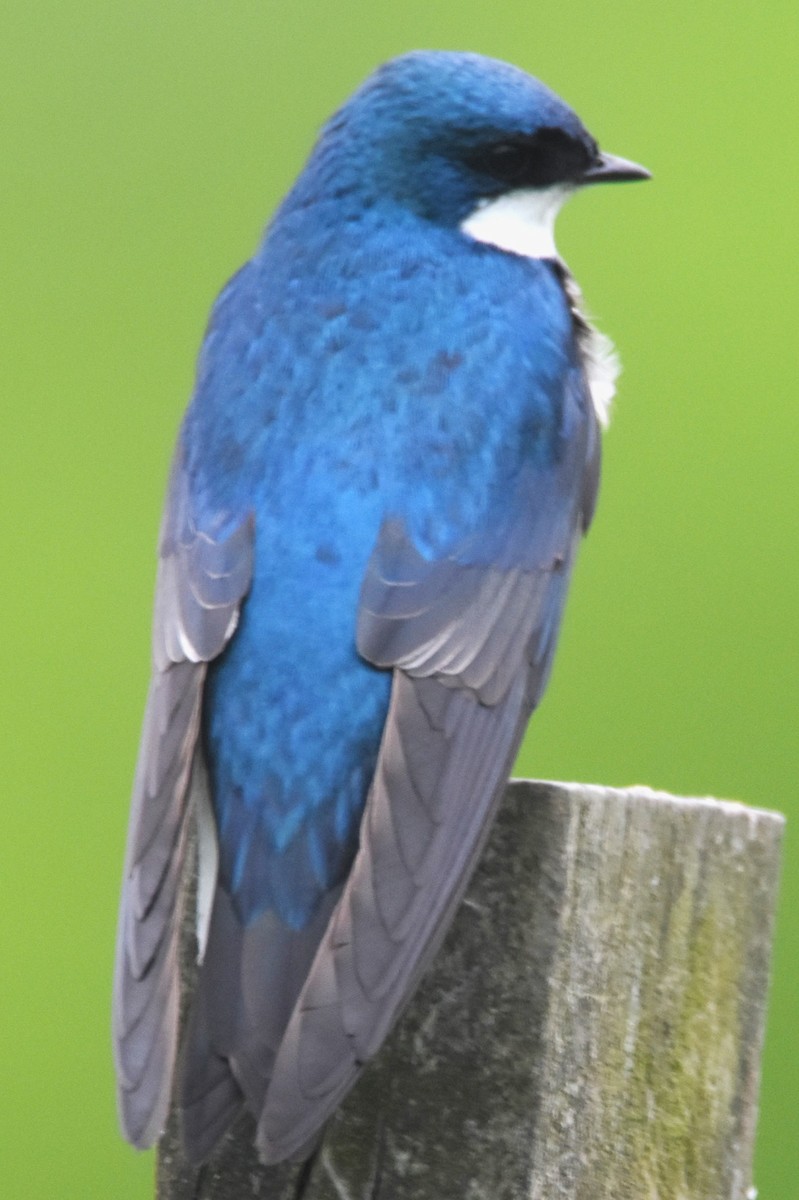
[257,379,599,1162]
[113,445,253,1148]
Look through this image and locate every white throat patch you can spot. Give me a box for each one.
[459,185,570,260]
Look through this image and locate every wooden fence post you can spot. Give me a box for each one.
[157,780,784,1199]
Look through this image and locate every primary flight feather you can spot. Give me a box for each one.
[113,49,648,1164]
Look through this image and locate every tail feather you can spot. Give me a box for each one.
[179,883,341,1162]
[181,1053,243,1165]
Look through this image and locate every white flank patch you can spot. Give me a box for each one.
[582,323,620,428]
[193,759,219,962]
[561,272,621,428]
[460,185,571,261]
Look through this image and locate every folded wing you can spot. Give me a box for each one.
[113,448,253,1148]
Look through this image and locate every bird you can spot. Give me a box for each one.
[113,49,649,1166]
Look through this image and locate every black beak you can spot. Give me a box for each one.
[581,152,651,185]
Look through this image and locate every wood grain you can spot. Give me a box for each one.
[157,780,784,1199]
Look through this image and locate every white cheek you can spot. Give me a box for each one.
[459,185,571,259]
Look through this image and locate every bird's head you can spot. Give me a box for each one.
[290,51,649,258]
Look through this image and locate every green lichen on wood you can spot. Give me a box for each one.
[624,895,745,1197]
[527,787,781,1200]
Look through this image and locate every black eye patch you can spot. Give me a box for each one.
[465,127,595,189]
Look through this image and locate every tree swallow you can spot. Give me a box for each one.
[113,50,648,1165]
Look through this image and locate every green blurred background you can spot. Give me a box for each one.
[2,1,796,1195]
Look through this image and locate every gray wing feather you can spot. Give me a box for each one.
[257,671,530,1160]
[358,526,573,707]
[113,448,253,1148]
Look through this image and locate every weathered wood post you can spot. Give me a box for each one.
[157,780,784,1200]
